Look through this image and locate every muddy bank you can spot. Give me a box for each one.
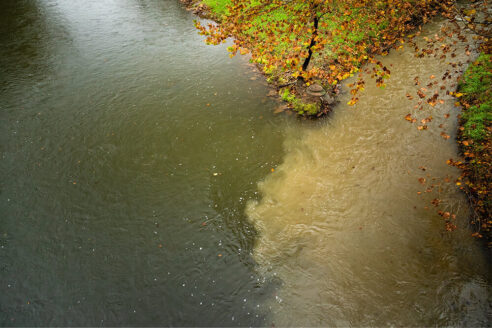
[180,0,215,19]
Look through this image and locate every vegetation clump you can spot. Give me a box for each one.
[194,0,448,116]
[453,53,491,243]
[280,87,321,116]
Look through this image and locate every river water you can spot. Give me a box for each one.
[0,0,489,326]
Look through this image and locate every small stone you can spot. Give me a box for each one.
[308,92,325,97]
[307,84,324,92]
[306,84,326,96]
[322,93,335,105]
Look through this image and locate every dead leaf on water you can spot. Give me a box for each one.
[273,105,287,114]
[440,132,451,139]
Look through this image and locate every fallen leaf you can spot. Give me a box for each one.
[274,105,287,114]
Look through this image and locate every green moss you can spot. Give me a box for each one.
[280,88,320,116]
[294,101,319,116]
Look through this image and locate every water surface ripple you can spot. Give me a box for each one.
[0,0,286,325]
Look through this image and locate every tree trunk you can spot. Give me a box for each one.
[302,14,318,71]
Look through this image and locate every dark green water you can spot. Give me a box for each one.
[0,0,289,325]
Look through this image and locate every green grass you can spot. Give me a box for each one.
[202,0,230,15]
[462,102,491,141]
[459,53,491,100]
[458,53,492,142]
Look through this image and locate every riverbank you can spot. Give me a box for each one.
[454,52,491,245]
[188,0,444,117]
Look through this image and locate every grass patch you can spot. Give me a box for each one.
[456,53,491,242]
[458,53,492,144]
[202,0,230,15]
